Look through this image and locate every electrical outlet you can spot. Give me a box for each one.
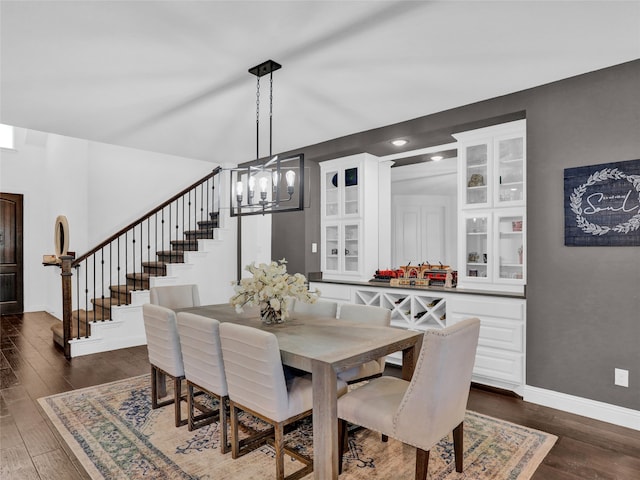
[614,368,629,387]
[311,243,317,253]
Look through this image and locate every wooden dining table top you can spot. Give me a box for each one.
[175,303,423,375]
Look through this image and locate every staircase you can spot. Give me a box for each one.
[52,168,228,358]
[51,213,219,347]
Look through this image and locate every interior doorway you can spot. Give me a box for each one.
[1,192,24,315]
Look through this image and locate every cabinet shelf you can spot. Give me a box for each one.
[499,158,524,165]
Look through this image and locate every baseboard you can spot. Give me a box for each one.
[524,385,640,431]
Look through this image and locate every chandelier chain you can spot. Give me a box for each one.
[255,76,260,161]
[269,72,274,158]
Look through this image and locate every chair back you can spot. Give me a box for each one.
[394,317,480,447]
[339,303,391,326]
[219,323,289,421]
[176,312,228,396]
[142,303,185,377]
[292,299,338,317]
[150,284,200,310]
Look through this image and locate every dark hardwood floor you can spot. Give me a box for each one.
[1,312,639,479]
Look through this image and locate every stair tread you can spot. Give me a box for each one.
[142,261,167,267]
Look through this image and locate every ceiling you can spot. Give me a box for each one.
[1,1,639,165]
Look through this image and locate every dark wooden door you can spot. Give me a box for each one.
[1,193,24,315]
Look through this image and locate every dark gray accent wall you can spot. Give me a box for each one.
[273,60,640,410]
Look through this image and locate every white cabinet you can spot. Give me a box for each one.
[447,295,526,396]
[454,120,526,293]
[458,208,526,288]
[320,153,386,281]
[310,280,526,396]
[456,120,526,210]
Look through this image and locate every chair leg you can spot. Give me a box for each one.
[150,365,159,409]
[453,421,464,473]
[338,419,347,474]
[220,397,230,454]
[230,402,240,459]
[274,422,285,480]
[187,383,195,431]
[174,376,183,427]
[381,434,389,442]
[415,448,430,480]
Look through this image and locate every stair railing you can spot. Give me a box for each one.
[59,167,221,359]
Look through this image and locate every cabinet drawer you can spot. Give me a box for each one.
[448,297,524,320]
[473,346,524,384]
[449,313,523,353]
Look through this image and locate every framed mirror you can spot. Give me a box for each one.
[54,215,69,258]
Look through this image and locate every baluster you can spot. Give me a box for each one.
[132,228,136,291]
[101,247,105,321]
[92,255,96,323]
[75,264,81,340]
[117,236,121,306]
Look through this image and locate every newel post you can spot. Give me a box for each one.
[60,255,74,360]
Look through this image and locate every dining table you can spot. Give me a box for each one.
[175,303,423,480]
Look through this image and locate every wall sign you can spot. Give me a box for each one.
[564,159,640,246]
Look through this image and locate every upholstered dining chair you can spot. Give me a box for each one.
[142,303,187,427]
[219,322,348,480]
[337,317,481,479]
[337,303,392,383]
[176,312,230,452]
[291,298,338,317]
[149,284,200,310]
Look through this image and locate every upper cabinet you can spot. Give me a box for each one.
[456,120,526,209]
[321,153,389,281]
[454,120,526,293]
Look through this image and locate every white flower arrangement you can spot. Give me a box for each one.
[230,258,319,323]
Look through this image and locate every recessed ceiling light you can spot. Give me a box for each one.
[391,139,408,147]
[431,155,443,161]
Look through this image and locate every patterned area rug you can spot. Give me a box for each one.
[38,375,556,479]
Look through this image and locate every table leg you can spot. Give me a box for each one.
[312,359,338,480]
[401,336,422,380]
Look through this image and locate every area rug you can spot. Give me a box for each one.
[38,375,556,479]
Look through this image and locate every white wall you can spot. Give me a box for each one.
[0,127,234,315]
[87,142,213,244]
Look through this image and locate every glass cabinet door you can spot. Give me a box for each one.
[496,211,525,283]
[324,170,339,218]
[496,135,525,206]
[343,222,360,273]
[463,213,491,280]
[343,167,359,216]
[324,224,339,273]
[464,143,490,207]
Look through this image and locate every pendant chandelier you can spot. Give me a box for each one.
[230,60,304,217]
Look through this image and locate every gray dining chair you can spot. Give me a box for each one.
[219,322,347,480]
[142,303,187,427]
[291,298,338,317]
[176,312,230,453]
[150,284,200,310]
[337,303,392,383]
[337,317,481,479]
